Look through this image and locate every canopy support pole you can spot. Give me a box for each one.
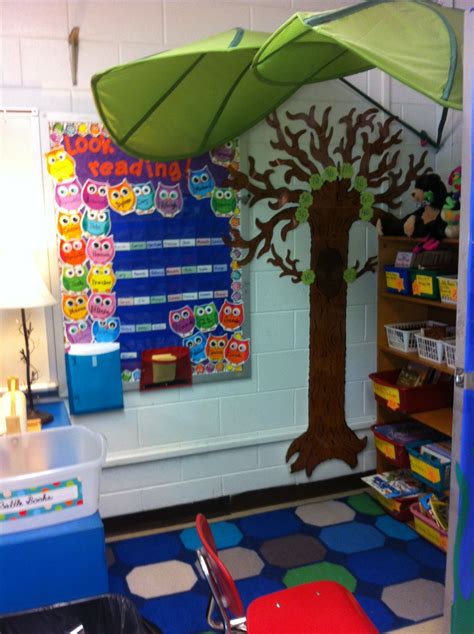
[340,78,448,151]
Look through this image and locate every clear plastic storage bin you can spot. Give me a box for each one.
[444,339,456,369]
[415,327,456,364]
[384,321,446,353]
[0,426,106,534]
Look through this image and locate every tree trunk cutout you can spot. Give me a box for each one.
[226,106,429,476]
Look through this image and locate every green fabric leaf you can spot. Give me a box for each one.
[299,191,313,207]
[340,163,354,179]
[354,176,368,192]
[323,166,338,182]
[295,206,309,223]
[359,207,374,222]
[360,191,375,206]
[343,267,358,284]
[309,174,323,191]
[302,269,316,285]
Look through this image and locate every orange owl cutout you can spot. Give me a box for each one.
[57,211,82,240]
[45,146,76,182]
[107,179,136,215]
[62,293,88,321]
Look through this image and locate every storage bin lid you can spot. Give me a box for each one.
[68,343,119,356]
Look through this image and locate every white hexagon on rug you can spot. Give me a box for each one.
[296,500,355,527]
[219,547,264,580]
[382,579,444,621]
[127,560,197,599]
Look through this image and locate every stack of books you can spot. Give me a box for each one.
[362,470,423,499]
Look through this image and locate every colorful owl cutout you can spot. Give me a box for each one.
[88,292,116,320]
[57,211,82,241]
[211,187,237,217]
[50,122,64,146]
[169,306,195,338]
[183,333,208,365]
[82,179,109,211]
[205,334,228,363]
[194,302,218,333]
[92,318,120,343]
[62,264,88,293]
[187,166,215,200]
[224,334,250,367]
[87,264,116,293]
[155,182,184,218]
[210,140,237,166]
[59,238,87,266]
[55,178,82,211]
[45,146,76,182]
[62,293,88,321]
[107,179,136,215]
[133,182,155,215]
[81,208,111,237]
[218,300,244,331]
[86,236,115,265]
[65,320,93,345]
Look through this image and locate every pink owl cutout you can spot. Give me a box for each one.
[168,306,195,338]
[55,178,82,211]
[81,179,109,211]
[86,236,115,264]
[88,292,116,320]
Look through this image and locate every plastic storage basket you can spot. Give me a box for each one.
[372,490,419,522]
[444,338,456,369]
[410,269,443,300]
[0,426,106,534]
[384,321,446,353]
[410,502,448,552]
[407,445,451,495]
[384,266,412,295]
[371,422,440,469]
[369,370,453,414]
[415,327,456,364]
[438,275,458,304]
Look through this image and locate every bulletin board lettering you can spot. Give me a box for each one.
[44,118,250,384]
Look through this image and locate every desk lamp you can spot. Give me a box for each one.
[0,249,57,423]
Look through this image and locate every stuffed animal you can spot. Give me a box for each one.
[441,166,461,238]
[377,172,448,242]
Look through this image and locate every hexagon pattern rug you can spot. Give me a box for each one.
[107,493,446,633]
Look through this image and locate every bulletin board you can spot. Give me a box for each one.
[41,114,250,386]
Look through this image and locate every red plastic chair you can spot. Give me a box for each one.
[195,513,378,634]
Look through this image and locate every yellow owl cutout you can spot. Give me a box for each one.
[57,211,82,240]
[62,293,88,321]
[87,264,116,293]
[45,146,76,183]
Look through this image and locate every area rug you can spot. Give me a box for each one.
[107,493,446,633]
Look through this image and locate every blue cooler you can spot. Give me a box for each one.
[66,343,123,415]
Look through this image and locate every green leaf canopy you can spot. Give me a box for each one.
[91,0,463,162]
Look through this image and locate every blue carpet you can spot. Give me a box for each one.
[107,493,446,633]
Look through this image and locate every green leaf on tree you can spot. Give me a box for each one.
[296,206,309,223]
[359,206,374,222]
[301,269,316,285]
[323,166,338,182]
[354,175,368,192]
[343,267,358,284]
[340,163,353,179]
[360,191,375,206]
[309,174,323,190]
[298,191,313,207]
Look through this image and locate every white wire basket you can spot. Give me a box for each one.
[444,338,456,369]
[415,328,456,364]
[385,321,447,353]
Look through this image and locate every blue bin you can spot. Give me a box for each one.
[407,445,451,495]
[384,265,412,295]
[66,343,123,415]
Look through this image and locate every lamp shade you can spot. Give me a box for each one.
[0,249,56,309]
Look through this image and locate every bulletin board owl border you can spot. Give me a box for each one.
[40,112,251,389]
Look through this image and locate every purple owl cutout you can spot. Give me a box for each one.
[82,179,109,211]
[65,320,93,344]
[168,305,195,337]
[155,182,183,218]
[55,178,82,211]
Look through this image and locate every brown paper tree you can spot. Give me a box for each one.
[226,106,429,476]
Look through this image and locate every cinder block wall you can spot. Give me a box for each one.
[0,0,463,517]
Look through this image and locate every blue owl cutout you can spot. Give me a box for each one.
[81,208,111,236]
[188,165,215,200]
[133,181,155,215]
[183,332,208,364]
[92,317,121,343]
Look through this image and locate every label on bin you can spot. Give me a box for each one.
[0,478,83,522]
[386,272,405,292]
[375,437,396,460]
[409,456,441,483]
[412,275,433,296]
[373,383,400,410]
[414,516,447,551]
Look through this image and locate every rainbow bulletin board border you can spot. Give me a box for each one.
[42,116,250,386]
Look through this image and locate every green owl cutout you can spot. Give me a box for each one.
[194,302,219,333]
[211,187,237,217]
[62,265,88,292]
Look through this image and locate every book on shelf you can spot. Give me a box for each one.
[374,421,438,445]
[420,440,452,464]
[396,363,432,387]
[362,470,423,499]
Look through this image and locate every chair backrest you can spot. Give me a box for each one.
[195,514,244,619]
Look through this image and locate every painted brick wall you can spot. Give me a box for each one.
[0,0,462,517]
